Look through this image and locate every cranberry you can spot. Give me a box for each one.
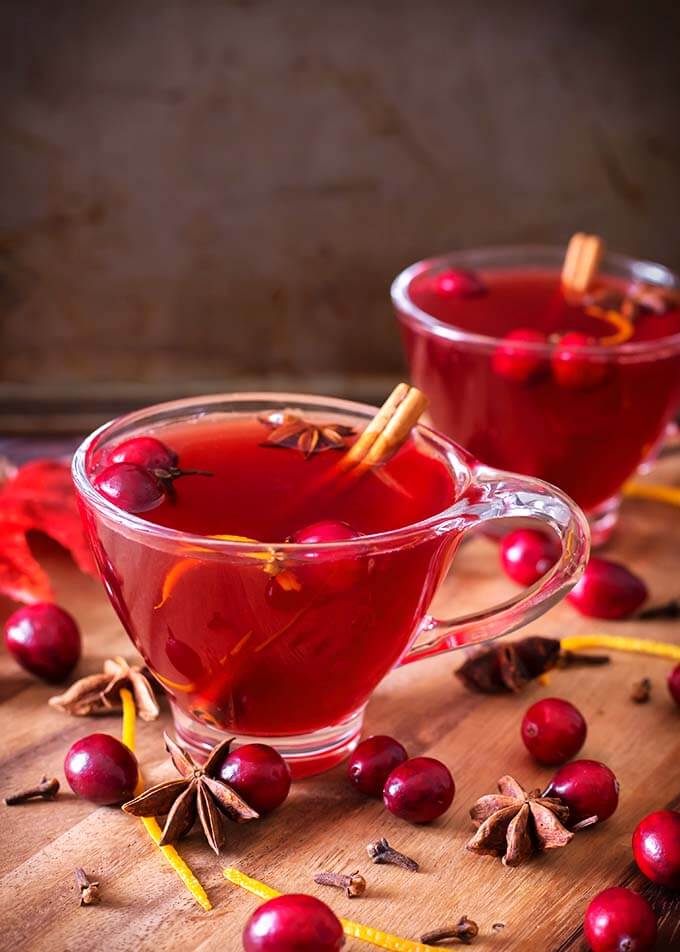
[383,756,455,823]
[64,733,139,805]
[434,268,486,298]
[242,894,344,952]
[491,328,548,383]
[93,462,165,513]
[584,887,657,952]
[106,436,178,471]
[668,664,680,707]
[500,528,560,586]
[632,809,680,889]
[521,697,587,765]
[552,332,608,389]
[348,735,408,798]
[4,603,81,682]
[218,743,291,815]
[568,557,647,620]
[545,759,619,825]
[290,520,364,592]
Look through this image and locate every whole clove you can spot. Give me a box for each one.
[366,837,418,872]
[313,870,366,897]
[421,916,479,945]
[638,599,680,620]
[4,775,60,805]
[75,868,100,906]
[631,677,652,704]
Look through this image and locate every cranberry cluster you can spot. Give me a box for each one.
[493,327,608,390]
[348,735,454,824]
[93,436,210,514]
[500,532,649,620]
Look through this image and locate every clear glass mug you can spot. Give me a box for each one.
[393,246,680,544]
[72,393,589,777]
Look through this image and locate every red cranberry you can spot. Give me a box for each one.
[383,756,455,823]
[218,743,291,815]
[500,528,560,586]
[64,733,139,805]
[668,664,680,707]
[568,557,647,620]
[434,268,486,298]
[290,520,364,592]
[106,436,178,471]
[491,328,548,383]
[584,887,657,952]
[521,697,587,765]
[348,735,408,798]
[545,759,619,825]
[93,462,165,513]
[632,809,680,889]
[552,332,608,389]
[4,603,81,683]
[242,894,344,952]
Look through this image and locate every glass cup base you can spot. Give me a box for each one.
[587,494,621,547]
[170,702,365,779]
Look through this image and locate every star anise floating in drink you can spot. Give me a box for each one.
[258,410,356,458]
[49,655,159,721]
[122,733,259,854]
[466,775,573,867]
[583,283,679,322]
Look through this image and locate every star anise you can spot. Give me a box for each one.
[49,655,159,721]
[122,733,258,854]
[455,636,609,694]
[466,775,573,867]
[583,283,679,322]
[258,410,356,458]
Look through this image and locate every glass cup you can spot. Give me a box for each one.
[392,246,680,544]
[72,393,589,776]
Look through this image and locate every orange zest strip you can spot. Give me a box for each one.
[585,306,634,346]
[561,233,604,294]
[155,535,273,609]
[223,868,444,952]
[561,635,680,662]
[624,482,680,508]
[120,688,212,911]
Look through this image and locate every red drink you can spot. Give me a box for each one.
[394,249,680,542]
[85,415,454,745]
[74,394,589,774]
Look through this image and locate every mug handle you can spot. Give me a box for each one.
[400,466,590,666]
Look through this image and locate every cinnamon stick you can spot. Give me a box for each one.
[343,383,428,471]
[561,233,604,295]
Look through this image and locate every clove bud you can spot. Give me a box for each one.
[366,837,418,871]
[631,677,652,703]
[4,775,60,805]
[313,870,366,898]
[421,916,479,945]
[75,868,100,906]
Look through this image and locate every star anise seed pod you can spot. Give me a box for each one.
[258,410,356,458]
[49,655,159,721]
[466,775,573,867]
[122,733,258,854]
[583,283,678,323]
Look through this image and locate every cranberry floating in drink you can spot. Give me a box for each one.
[393,234,680,544]
[73,389,588,776]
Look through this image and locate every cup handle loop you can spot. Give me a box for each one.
[399,467,590,666]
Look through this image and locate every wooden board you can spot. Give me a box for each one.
[1,457,679,951]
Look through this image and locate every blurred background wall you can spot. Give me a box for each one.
[1,0,679,432]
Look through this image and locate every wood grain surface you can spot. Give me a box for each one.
[1,457,679,951]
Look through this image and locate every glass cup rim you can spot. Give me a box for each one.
[391,243,680,358]
[72,391,476,555]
